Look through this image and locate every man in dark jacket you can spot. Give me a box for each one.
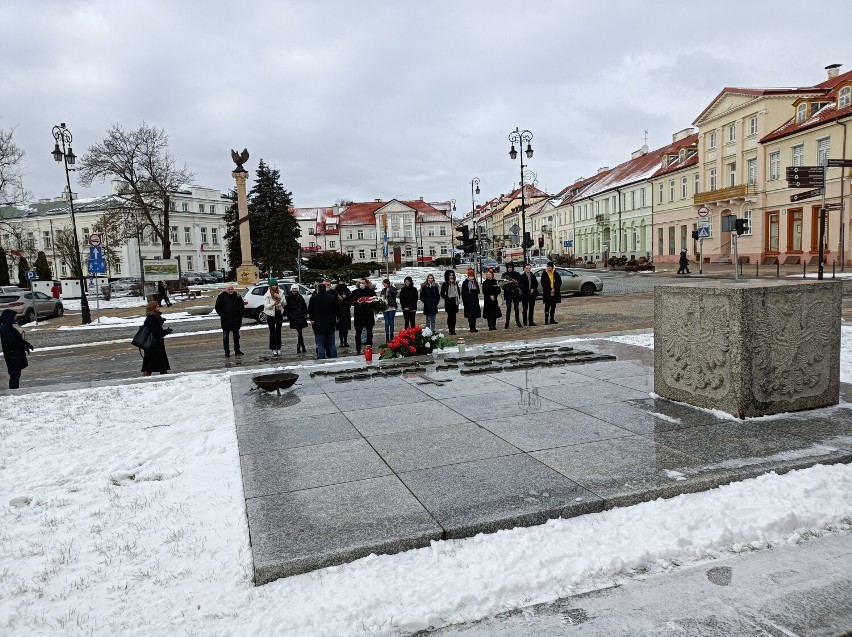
[308,283,339,359]
[501,262,522,329]
[519,264,539,326]
[0,309,33,389]
[539,262,563,325]
[214,284,245,357]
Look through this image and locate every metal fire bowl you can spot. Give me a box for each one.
[252,372,299,393]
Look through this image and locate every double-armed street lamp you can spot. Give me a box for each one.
[508,127,534,265]
[51,123,91,324]
[470,177,481,277]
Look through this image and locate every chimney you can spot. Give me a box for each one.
[630,146,648,159]
[672,127,694,142]
[826,63,842,79]
[597,166,610,174]
[419,196,424,201]
[374,198,382,202]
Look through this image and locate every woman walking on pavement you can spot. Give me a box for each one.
[677,249,691,275]
[285,286,309,354]
[380,278,398,342]
[157,280,172,307]
[460,267,481,332]
[482,268,502,330]
[440,270,461,335]
[334,279,352,348]
[141,301,172,376]
[0,309,34,389]
[419,273,440,332]
[399,276,418,329]
[350,277,375,355]
[263,277,286,356]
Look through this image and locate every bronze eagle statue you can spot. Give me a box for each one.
[230,148,250,172]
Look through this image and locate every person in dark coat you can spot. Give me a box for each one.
[440,270,461,335]
[460,267,481,332]
[157,281,172,307]
[285,287,309,354]
[677,249,691,275]
[0,309,33,389]
[501,263,522,329]
[334,279,352,348]
[308,283,339,359]
[482,269,502,330]
[399,276,419,329]
[380,278,398,342]
[539,262,563,325]
[141,301,172,376]
[214,284,244,357]
[349,278,375,354]
[519,264,539,326]
[419,274,440,332]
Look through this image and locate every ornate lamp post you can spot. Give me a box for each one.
[470,177,481,279]
[51,123,91,324]
[508,127,534,265]
[448,198,457,264]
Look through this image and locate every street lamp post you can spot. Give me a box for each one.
[51,123,91,324]
[508,127,534,265]
[447,198,457,265]
[470,177,480,280]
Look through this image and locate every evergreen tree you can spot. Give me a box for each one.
[35,251,52,280]
[17,256,30,288]
[247,160,300,275]
[0,248,10,286]
[222,190,241,279]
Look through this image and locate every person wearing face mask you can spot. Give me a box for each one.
[519,263,539,326]
[399,276,418,329]
[350,277,375,355]
[419,273,440,332]
[285,286,309,354]
[440,270,461,335]
[334,279,352,348]
[460,267,481,332]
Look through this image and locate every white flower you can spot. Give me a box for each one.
[431,335,438,341]
[425,342,432,348]
[422,327,432,337]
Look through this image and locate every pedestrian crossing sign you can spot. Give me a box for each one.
[696,227,711,239]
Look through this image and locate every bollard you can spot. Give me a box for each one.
[833,260,836,279]
[803,261,807,279]
[776,262,780,278]
[756,262,759,277]
[738,261,743,277]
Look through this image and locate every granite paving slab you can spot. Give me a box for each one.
[484,367,598,389]
[479,409,634,451]
[607,373,655,393]
[537,380,649,407]
[241,438,392,498]
[400,371,519,399]
[329,383,432,409]
[533,435,737,509]
[367,422,521,472]
[575,399,717,435]
[568,359,652,380]
[398,454,603,538]
[245,475,443,584]
[343,399,472,436]
[442,388,565,421]
[236,412,361,454]
[766,407,852,452]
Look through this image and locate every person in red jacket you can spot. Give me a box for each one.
[51,282,61,299]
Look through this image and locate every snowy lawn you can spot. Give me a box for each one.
[1,340,852,635]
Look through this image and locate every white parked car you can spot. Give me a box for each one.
[242,282,314,323]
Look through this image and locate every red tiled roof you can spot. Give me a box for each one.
[761,72,852,143]
[338,201,383,225]
[652,135,700,178]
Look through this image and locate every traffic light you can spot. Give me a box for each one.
[524,232,534,248]
[735,218,749,235]
[456,225,472,253]
[538,236,544,248]
[691,230,699,240]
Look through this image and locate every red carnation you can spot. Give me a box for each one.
[409,346,416,353]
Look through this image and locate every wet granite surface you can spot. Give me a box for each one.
[232,340,852,585]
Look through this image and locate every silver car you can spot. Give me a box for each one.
[0,290,64,323]
[532,267,603,297]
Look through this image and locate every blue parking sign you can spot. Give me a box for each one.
[25,270,36,281]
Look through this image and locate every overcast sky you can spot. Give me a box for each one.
[2,0,851,215]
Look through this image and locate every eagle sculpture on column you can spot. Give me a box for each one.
[230,148,250,172]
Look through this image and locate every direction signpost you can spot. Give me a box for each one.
[827,159,852,168]
[790,188,824,202]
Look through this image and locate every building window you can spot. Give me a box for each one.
[748,116,758,136]
[792,144,804,166]
[358,249,365,260]
[747,158,757,185]
[428,227,435,237]
[669,180,675,202]
[769,151,781,180]
[357,230,364,240]
[328,240,336,248]
[817,137,830,166]
[405,246,412,258]
[186,255,193,270]
[114,260,121,274]
[631,191,636,209]
[344,231,352,240]
[211,228,219,245]
[440,246,448,255]
[308,228,315,235]
[198,204,205,213]
[694,172,699,194]
[417,246,424,256]
[727,162,736,188]
[788,208,803,251]
[369,230,376,239]
[43,231,51,248]
[170,226,178,243]
[82,227,90,243]
[184,227,191,244]
[767,212,780,252]
[640,188,646,207]
[201,227,208,244]
[668,226,675,255]
[210,205,215,214]
[709,168,717,191]
[170,202,176,212]
[60,261,67,276]
[681,176,688,199]
[429,246,436,256]
[439,226,446,236]
[727,123,736,143]
[370,248,377,259]
[839,86,851,109]
[182,202,189,212]
[741,210,753,236]
[658,183,664,204]
[346,249,354,259]
[796,103,807,123]
[680,225,687,251]
[708,131,717,149]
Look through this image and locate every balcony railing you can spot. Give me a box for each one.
[694,184,756,205]
[595,214,609,225]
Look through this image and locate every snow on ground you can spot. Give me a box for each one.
[1,346,852,636]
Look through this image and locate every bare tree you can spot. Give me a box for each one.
[53,228,84,278]
[0,124,28,205]
[78,122,193,259]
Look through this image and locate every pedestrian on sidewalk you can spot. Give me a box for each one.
[263,278,286,356]
[334,279,352,348]
[380,278,398,342]
[308,282,339,358]
[399,276,418,329]
[214,284,244,357]
[50,281,61,299]
[419,273,440,333]
[540,262,562,325]
[350,278,375,355]
[440,270,461,335]
[519,264,539,326]
[141,301,172,376]
[483,268,502,330]
[0,309,34,389]
[285,286,308,354]
[157,281,172,307]
[501,262,522,329]
[678,249,691,275]
[461,267,481,332]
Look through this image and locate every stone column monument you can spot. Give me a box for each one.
[231,148,260,286]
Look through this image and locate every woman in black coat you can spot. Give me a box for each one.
[482,269,503,330]
[0,309,33,389]
[419,274,440,333]
[141,301,172,376]
[460,268,481,332]
[334,280,352,348]
[440,270,461,335]
[285,287,309,354]
[399,276,419,329]
[349,278,376,354]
